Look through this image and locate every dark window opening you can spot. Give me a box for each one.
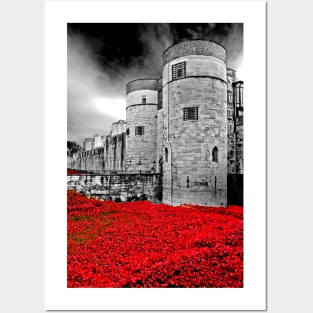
[228,91,233,103]
[135,126,144,135]
[126,128,130,136]
[212,146,218,163]
[165,147,168,162]
[142,96,146,104]
[172,62,186,80]
[183,107,198,121]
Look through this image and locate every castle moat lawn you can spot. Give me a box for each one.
[67,190,243,288]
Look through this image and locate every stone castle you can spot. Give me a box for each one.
[68,40,244,207]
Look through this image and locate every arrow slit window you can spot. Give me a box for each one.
[212,146,218,163]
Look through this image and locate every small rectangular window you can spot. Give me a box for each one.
[135,126,144,135]
[228,91,233,103]
[126,128,130,136]
[172,62,186,80]
[183,107,198,121]
[142,96,146,104]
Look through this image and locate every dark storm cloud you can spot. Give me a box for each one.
[67,23,243,146]
[67,31,123,145]
[67,24,174,145]
[171,23,243,70]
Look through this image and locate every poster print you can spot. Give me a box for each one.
[46,1,266,310]
[66,22,244,286]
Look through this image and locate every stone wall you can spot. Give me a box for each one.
[67,155,73,169]
[67,40,243,207]
[163,55,226,84]
[227,68,236,91]
[111,120,126,136]
[227,69,236,174]
[227,127,236,174]
[126,82,158,173]
[161,48,228,207]
[156,109,164,172]
[126,79,159,94]
[75,155,104,173]
[157,77,163,110]
[107,134,125,172]
[70,134,126,174]
[163,40,227,65]
[83,138,94,151]
[67,174,161,201]
[236,117,244,174]
[233,81,244,175]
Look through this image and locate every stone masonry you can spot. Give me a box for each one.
[161,42,228,206]
[68,40,244,207]
[126,79,158,173]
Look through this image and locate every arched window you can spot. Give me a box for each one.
[165,147,168,162]
[212,146,218,163]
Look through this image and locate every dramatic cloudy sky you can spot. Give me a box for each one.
[68,23,243,146]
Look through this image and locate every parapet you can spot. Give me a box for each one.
[162,40,227,65]
[126,78,159,95]
[111,120,126,136]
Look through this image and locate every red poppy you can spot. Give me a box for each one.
[67,190,243,288]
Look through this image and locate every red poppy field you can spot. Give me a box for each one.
[67,169,86,175]
[67,190,243,288]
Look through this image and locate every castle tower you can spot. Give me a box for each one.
[125,79,158,173]
[161,40,228,206]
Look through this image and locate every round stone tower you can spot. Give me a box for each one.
[125,79,158,173]
[161,40,228,206]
